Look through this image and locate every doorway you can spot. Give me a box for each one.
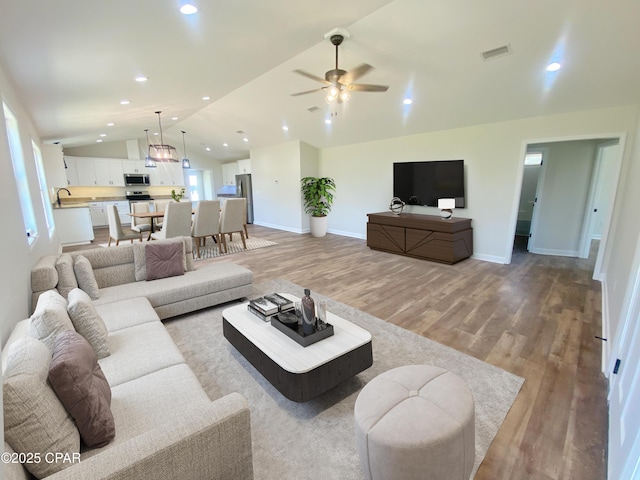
[511,136,623,280]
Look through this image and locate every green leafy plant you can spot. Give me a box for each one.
[171,187,186,202]
[300,177,336,217]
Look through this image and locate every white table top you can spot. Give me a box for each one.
[222,293,372,374]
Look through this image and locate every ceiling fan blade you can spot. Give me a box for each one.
[293,69,330,85]
[347,83,389,92]
[341,63,374,84]
[290,87,326,97]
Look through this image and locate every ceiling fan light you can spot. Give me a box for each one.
[340,91,351,102]
[329,86,339,97]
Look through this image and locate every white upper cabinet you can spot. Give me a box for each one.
[64,156,126,186]
[76,158,98,185]
[222,162,239,185]
[122,159,147,174]
[63,156,79,186]
[149,162,185,186]
[94,158,124,186]
[237,159,251,174]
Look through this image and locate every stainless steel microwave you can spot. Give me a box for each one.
[124,173,150,186]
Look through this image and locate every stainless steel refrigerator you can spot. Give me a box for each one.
[235,174,254,224]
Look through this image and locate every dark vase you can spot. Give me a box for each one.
[301,289,316,335]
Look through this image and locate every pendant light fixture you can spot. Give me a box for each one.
[148,111,178,162]
[144,129,156,168]
[181,130,191,169]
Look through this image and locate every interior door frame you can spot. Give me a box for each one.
[505,132,626,279]
[524,146,548,252]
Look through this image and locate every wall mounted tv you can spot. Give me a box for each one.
[393,160,466,208]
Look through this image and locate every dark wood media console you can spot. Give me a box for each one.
[366,212,473,264]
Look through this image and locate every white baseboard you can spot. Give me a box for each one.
[528,247,579,257]
[252,221,305,234]
[471,253,508,264]
[327,229,366,240]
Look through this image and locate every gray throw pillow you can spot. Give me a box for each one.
[48,330,115,448]
[55,253,78,298]
[74,255,100,299]
[28,289,75,352]
[3,337,80,478]
[67,288,110,359]
[145,241,185,281]
[133,238,188,281]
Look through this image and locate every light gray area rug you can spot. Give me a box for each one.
[99,236,277,259]
[163,279,524,480]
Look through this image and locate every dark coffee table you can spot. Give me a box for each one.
[222,293,373,402]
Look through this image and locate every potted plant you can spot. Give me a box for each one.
[301,177,336,237]
[171,187,186,202]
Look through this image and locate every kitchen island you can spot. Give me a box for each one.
[52,203,94,246]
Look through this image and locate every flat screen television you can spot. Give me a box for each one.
[393,160,465,208]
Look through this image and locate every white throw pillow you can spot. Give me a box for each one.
[55,253,78,298]
[74,254,100,299]
[3,337,80,478]
[27,289,75,352]
[67,288,110,359]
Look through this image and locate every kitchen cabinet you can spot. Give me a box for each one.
[88,200,130,227]
[64,156,80,186]
[150,162,185,186]
[42,144,67,189]
[122,159,146,174]
[53,206,94,246]
[237,159,251,174]
[222,162,239,185]
[94,159,124,186]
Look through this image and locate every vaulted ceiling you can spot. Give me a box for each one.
[1,0,640,162]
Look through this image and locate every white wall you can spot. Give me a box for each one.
[251,140,319,233]
[320,106,639,263]
[531,140,597,256]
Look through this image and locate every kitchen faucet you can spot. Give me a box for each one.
[56,187,71,207]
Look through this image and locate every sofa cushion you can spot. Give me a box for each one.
[95,297,160,333]
[3,336,80,478]
[55,253,78,298]
[81,363,211,461]
[94,262,253,310]
[67,288,110,359]
[31,254,59,293]
[74,255,100,300]
[133,237,189,281]
[145,241,185,281]
[98,322,186,387]
[49,330,115,448]
[28,289,75,352]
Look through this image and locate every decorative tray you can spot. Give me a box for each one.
[271,313,334,347]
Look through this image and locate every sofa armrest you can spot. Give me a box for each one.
[47,393,253,480]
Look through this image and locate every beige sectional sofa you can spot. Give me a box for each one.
[2,238,255,479]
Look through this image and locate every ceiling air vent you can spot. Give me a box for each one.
[481,44,512,61]
[307,106,321,113]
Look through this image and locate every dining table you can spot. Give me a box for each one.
[128,209,195,233]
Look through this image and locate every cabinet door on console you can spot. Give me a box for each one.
[367,224,405,254]
[406,228,472,264]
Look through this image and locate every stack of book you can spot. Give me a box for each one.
[248,293,294,321]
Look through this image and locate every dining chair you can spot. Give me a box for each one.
[219,198,247,253]
[241,197,249,239]
[150,201,192,240]
[107,205,142,246]
[130,202,152,240]
[191,200,221,258]
[152,199,171,229]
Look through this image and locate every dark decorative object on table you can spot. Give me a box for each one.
[301,289,316,335]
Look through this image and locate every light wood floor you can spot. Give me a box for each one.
[66,226,608,480]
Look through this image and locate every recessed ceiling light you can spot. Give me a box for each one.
[153,132,159,136]
[325,119,332,125]
[135,75,147,82]
[205,147,211,151]
[403,98,413,105]
[243,138,248,142]
[171,116,178,121]
[546,62,562,72]
[180,4,198,15]
[99,133,107,137]
[223,143,228,147]
[202,96,210,101]
[282,125,289,131]
[106,122,115,127]
[120,100,130,105]
[96,139,103,143]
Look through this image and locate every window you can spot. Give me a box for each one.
[32,141,55,238]
[524,152,543,166]
[3,102,37,245]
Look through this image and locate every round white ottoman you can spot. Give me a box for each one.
[354,365,475,480]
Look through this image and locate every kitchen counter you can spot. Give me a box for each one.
[53,202,90,209]
[52,206,94,246]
